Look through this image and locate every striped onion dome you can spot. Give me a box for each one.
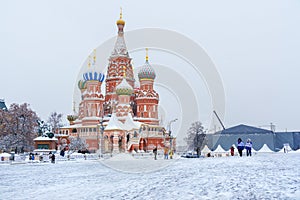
[78,80,87,90]
[83,71,105,82]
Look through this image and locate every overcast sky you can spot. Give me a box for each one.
[1,0,299,131]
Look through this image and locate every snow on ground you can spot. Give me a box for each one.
[102,153,176,173]
[0,153,299,200]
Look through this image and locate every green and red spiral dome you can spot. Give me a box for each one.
[138,61,156,80]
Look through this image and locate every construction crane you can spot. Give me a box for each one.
[213,110,225,130]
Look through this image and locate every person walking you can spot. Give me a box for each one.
[51,153,55,164]
[237,138,245,157]
[164,147,169,159]
[169,149,173,159]
[245,139,253,156]
[153,147,158,160]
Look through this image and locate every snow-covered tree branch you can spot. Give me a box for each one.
[47,112,63,133]
[0,103,39,152]
[184,121,207,155]
[68,136,89,153]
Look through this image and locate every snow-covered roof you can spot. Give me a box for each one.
[124,114,142,130]
[82,116,102,121]
[134,117,159,120]
[33,149,56,152]
[105,113,143,131]
[33,136,58,141]
[220,124,273,135]
[54,134,69,137]
[105,113,125,130]
[61,124,82,129]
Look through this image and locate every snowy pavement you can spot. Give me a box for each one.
[0,153,299,200]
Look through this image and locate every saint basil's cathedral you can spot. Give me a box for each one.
[59,12,175,154]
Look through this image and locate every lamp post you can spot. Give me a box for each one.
[168,118,178,151]
[99,117,104,158]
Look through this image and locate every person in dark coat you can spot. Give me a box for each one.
[60,149,65,157]
[237,138,245,157]
[153,147,158,160]
[51,153,55,163]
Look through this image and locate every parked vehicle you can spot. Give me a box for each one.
[181,151,199,158]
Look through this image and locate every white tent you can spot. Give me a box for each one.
[213,145,228,157]
[289,149,300,154]
[213,145,226,153]
[257,144,274,153]
[201,145,211,155]
[251,147,258,153]
[277,147,289,153]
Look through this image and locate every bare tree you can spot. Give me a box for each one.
[47,112,63,133]
[68,136,89,153]
[0,103,39,152]
[185,121,207,156]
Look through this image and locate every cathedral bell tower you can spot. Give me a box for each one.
[135,49,159,125]
[77,52,105,126]
[104,9,134,115]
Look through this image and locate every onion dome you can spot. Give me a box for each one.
[78,80,87,90]
[67,114,78,122]
[116,8,125,26]
[138,61,156,80]
[138,48,156,80]
[116,78,133,96]
[117,18,125,26]
[83,71,105,82]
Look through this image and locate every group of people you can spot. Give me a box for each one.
[28,153,36,161]
[152,147,174,160]
[230,138,253,157]
[235,138,253,157]
[28,152,56,163]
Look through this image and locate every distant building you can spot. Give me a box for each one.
[206,124,300,151]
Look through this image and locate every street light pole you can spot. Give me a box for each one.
[168,118,178,151]
[99,117,104,158]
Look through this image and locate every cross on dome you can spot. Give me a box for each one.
[116,7,125,26]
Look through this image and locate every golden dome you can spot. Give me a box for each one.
[116,18,125,25]
[116,7,125,25]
